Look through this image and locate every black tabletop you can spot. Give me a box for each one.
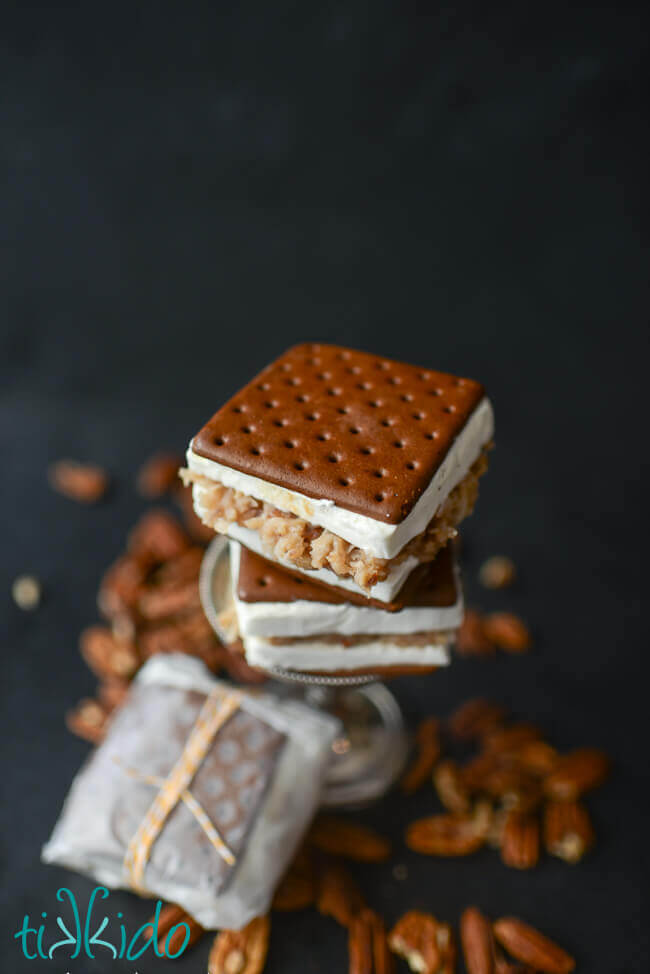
[1,3,648,971]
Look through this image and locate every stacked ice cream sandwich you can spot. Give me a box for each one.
[182,344,493,675]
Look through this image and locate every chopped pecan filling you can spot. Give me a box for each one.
[181,450,488,591]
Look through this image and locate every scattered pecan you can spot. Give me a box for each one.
[48,460,109,503]
[308,817,391,863]
[316,859,365,928]
[175,482,217,543]
[128,509,189,566]
[405,800,491,857]
[80,625,139,679]
[483,613,531,653]
[499,813,540,870]
[98,555,148,621]
[207,915,270,974]
[433,759,470,814]
[136,452,183,498]
[448,699,507,740]
[483,723,542,757]
[460,906,495,974]
[456,609,495,655]
[148,903,188,941]
[493,917,575,973]
[543,748,610,801]
[155,908,204,956]
[479,556,516,590]
[349,909,394,974]
[219,643,269,685]
[388,911,455,974]
[97,678,130,711]
[543,800,595,863]
[401,716,441,794]
[509,740,558,777]
[65,698,109,743]
[272,847,316,911]
[137,580,201,621]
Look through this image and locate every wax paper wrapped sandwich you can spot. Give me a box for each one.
[181,343,493,674]
[42,655,339,929]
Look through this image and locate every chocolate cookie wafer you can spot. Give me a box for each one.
[221,542,462,673]
[182,344,493,601]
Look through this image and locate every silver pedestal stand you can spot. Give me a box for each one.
[199,537,408,808]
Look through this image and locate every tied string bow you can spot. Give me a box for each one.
[113,686,242,893]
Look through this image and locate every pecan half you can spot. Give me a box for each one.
[543,800,595,863]
[208,916,270,974]
[483,613,530,653]
[433,759,470,814]
[308,817,391,862]
[349,909,394,974]
[388,911,455,974]
[65,698,109,743]
[80,625,139,679]
[448,699,507,740]
[272,847,315,911]
[128,509,189,566]
[460,906,495,974]
[406,801,491,857]
[97,678,130,711]
[456,609,495,656]
[499,813,540,870]
[157,912,204,956]
[48,460,109,503]
[493,918,575,973]
[136,452,183,498]
[543,748,610,801]
[316,859,365,928]
[401,716,441,794]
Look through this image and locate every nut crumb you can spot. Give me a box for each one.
[479,555,516,589]
[12,575,41,610]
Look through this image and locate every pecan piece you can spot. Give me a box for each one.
[483,724,542,757]
[483,613,530,653]
[460,906,495,974]
[208,916,270,974]
[349,909,394,974]
[493,918,575,973]
[448,699,507,740]
[401,716,441,794]
[80,625,139,679]
[433,759,470,814]
[543,748,610,801]
[128,510,189,566]
[148,903,188,941]
[543,800,595,863]
[405,801,491,857]
[272,847,315,911]
[316,859,365,928]
[98,555,148,621]
[308,817,391,862]
[157,911,204,956]
[48,459,109,503]
[137,580,201,621]
[499,813,540,870]
[456,609,495,656]
[136,452,183,498]
[97,678,130,711]
[65,698,109,743]
[388,911,455,974]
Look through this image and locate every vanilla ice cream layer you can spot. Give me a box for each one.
[243,635,450,672]
[217,520,418,603]
[229,542,462,638]
[187,397,493,560]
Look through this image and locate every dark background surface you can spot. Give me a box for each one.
[1,2,649,970]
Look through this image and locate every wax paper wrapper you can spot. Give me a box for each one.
[42,654,339,929]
